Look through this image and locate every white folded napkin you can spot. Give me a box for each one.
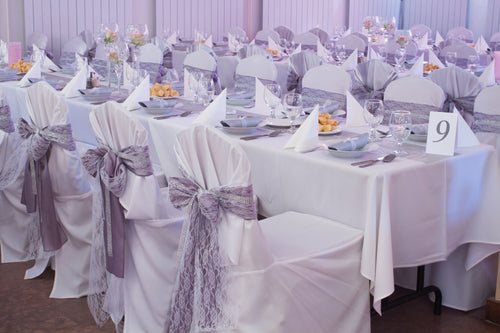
[328,133,369,151]
[250,39,255,45]
[341,48,358,71]
[195,30,203,42]
[435,31,444,45]
[284,105,319,153]
[18,60,41,87]
[474,35,489,54]
[479,59,496,87]
[75,53,87,70]
[61,65,87,98]
[453,107,479,147]
[268,37,282,54]
[254,77,283,116]
[292,43,302,55]
[228,33,238,52]
[345,90,367,127]
[428,50,445,69]
[123,75,150,111]
[193,88,227,126]
[33,44,59,72]
[408,53,424,77]
[416,32,428,50]
[368,46,382,61]
[343,28,351,38]
[183,68,195,99]
[316,40,329,61]
[123,62,134,90]
[205,35,213,48]
[166,32,178,47]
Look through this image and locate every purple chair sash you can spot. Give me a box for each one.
[0,104,14,133]
[82,143,153,278]
[472,112,500,133]
[167,176,257,332]
[443,95,476,116]
[383,100,442,125]
[301,87,346,110]
[17,118,76,252]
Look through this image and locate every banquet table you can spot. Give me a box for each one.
[2,77,500,315]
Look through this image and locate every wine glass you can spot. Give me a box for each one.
[199,75,215,106]
[363,99,384,141]
[97,23,119,45]
[335,43,347,64]
[389,110,412,156]
[445,52,457,67]
[264,83,282,118]
[109,40,129,93]
[467,54,478,72]
[188,70,202,103]
[284,93,302,133]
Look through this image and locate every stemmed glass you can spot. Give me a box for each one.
[199,75,215,106]
[389,110,412,156]
[445,52,457,67]
[395,30,411,72]
[467,55,478,72]
[126,24,149,70]
[188,70,202,103]
[97,23,119,87]
[382,17,396,41]
[264,83,282,118]
[363,99,384,141]
[109,40,129,93]
[284,93,302,133]
[335,43,347,64]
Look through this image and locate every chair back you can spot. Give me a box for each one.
[184,49,217,72]
[439,43,477,67]
[301,64,350,109]
[353,60,397,101]
[410,24,432,39]
[255,29,280,45]
[337,34,366,53]
[237,44,269,59]
[473,85,500,133]
[293,32,319,50]
[227,26,247,40]
[79,30,96,51]
[446,26,474,43]
[274,25,294,42]
[27,32,48,50]
[235,55,277,81]
[139,43,163,64]
[94,44,107,60]
[490,32,500,49]
[309,27,330,44]
[62,37,87,55]
[287,51,323,92]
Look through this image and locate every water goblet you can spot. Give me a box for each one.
[109,40,129,93]
[188,70,202,103]
[284,93,302,133]
[389,110,412,156]
[199,76,215,106]
[467,54,478,73]
[264,83,282,118]
[445,52,457,67]
[336,43,347,64]
[363,99,384,141]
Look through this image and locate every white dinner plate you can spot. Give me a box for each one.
[219,126,259,135]
[328,143,377,159]
[264,117,303,128]
[408,133,427,142]
[319,127,342,136]
[227,99,255,107]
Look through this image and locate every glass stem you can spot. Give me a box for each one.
[107,60,111,88]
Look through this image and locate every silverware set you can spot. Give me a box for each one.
[154,110,192,120]
[351,153,396,168]
[240,130,282,141]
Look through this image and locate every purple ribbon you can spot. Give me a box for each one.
[17,118,76,252]
[167,176,256,332]
[82,144,153,278]
[0,104,14,133]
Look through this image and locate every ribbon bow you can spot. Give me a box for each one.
[0,104,14,133]
[17,118,76,252]
[443,95,476,116]
[82,143,153,278]
[167,176,256,332]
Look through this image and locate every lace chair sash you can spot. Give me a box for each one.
[383,100,442,124]
[443,95,476,116]
[0,104,14,133]
[234,74,275,95]
[17,118,76,252]
[59,51,76,70]
[472,112,500,133]
[167,176,257,332]
[82,143,153,278]
[92,59,108,78]
[301,87,346,110]
[139,62,161,84]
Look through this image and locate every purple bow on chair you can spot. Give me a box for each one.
[167,176,257,332]
[0,104,14,133]
[82,143,153,278]
[17,118,76,252]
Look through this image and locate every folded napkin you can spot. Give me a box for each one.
[343,28,351,38]
[250,39,255,45]
[435,31,444,46]
[368,47,382,61]
[18,60,41,87]
[228,33,239,52]
[205,35,213,48]
[408,53,424,77]
[316,40,329,61]
[345,90,367,127]
[479,59,496,87]
[123,62,134,89]
[253,77,284,116]
[268,37,283,55]
[474,35,489,54]
[75,53,87,70]
[33,44,59,72]
[410,123,428,135]
[341,48,358,71]
[428,50,445,69]
[227,89,254,100]
[284,105,319,153]
[292,43,302,55]
[123,75,150,111]
[329,133,369,151]
[193,88,227,126]
[453,107,479,147]
[61,65,87,98]
[416,33,428,50]
[220,117,262,127]
[0,40,7,64]
[166,32,178,47]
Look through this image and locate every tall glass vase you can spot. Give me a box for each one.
[131,47,141,86]
[105,44,112,88]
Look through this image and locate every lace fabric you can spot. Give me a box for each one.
[301,87,346,110]
[472,112,500,133]
[383,100,442,125]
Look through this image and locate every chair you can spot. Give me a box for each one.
[138,43,163,84]
[472,85,500,160]
[226,26,248,41]
[237,44,269,59]
[59,37,88,70]
[337,34,366,54]
[383,76,446,124]
[274,25,294,42]
[82,102,184,331]
[255,29,280,45]
[26,31,49,53]
[410,24,432,39]
[439,43,477,68]
[490,32,500,49]
[352,60,398,103]
[287,50,324,92]
[292,32,319,50]
[385,39,418,64]
[446,26,474,43]
[164,125,370,333]
[429,66,483,125]
[235,55,277,93]
[91,44,108,78]
[187,41,216,58]
[301,64,351,110]
[183,49,221,94]
[309,27,330,45]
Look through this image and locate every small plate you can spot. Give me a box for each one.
[219,126,258,135]
[227,98,255,107]
[319,127,342,136]
[328,144,376,159]
[264,118,302,128]
[408,133,427,142]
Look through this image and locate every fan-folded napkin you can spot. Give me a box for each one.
[183,68,195,99]
[228,33,239,52]
[408,53,424,77]
[205,35,213,48]
[123,75,150,111]
[33,44,59,72]
[193,88,227,126]
[268,37,283,55]
[341,48,358,71]
[345,90,367,127]
[61,65,87,98]
[329,133,369,151]
[343,28,351,37]
[166,32,178,47]
[18,60,41,87]
[429,50,445,68]
[123,62,134,89]
[368,47,383,61]
[292,43,302,55]
[453,107,480,147]
[254,77,283,116]
[284,105,319,153]
[479,59,495,87]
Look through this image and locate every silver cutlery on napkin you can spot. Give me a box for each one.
[240,130,281,141]
[351,153,396,168]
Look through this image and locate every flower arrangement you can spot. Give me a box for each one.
[396,35,408,47]
[108,51,119,64]
[384,22,394,33]
[130,33,146,47]
[104,30,118,44]
[363,19,373,31]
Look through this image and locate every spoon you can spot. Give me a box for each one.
[240,130,281,141]
[358,153,396,168]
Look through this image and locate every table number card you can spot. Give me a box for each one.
[426,111,458,156]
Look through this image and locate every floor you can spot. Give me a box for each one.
[1,256,500,333]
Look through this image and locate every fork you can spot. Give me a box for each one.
[240,130,281,141]
[154,110,192,120]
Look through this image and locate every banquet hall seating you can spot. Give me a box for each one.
[352,59,398,103]
[337,33,366,55]
[429,66,483,126]
[183,49,221,94]
[151,36,174,69]
[164,125,370,333]
[439,43,477,68]
[237,44,269,59]
[226,26,248,41]
[26,31,50,58]
[351,32,369,46]
[383,76,446,124]
[12,82,93,298]
[301,64,351,110]
[446,26,474,43]
[59,37,88,71]
[410,24,433,39]
[286,50,324,92]
[309,27,330,44]
[80,30,96,60]
[235,55,277,93]
[274,25,295,43]
[254,29,280,45]
[138,43,163,84]
[472,85,500,161]
[385,39,418,64]
[82,102,184,332]
[292,32,319,50]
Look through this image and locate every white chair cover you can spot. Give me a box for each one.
[94,44,107,60]
[80,30,96,52]
[287,51,324,92]
[439,43,477,67]
[309,27,330,44]
[292,32,319,50]
[27,31,48,50]
[447,26,474,43]
[351,32,369,45]
[410,24,432,39]
[25,82,93,298]
[183,49,217,72]
[302,64,351,94]
[83,102,183,331]
[227,26,247,40]
[235,55,277,81]
[384,76,446,124]
[166,125,370,332]
[337,34,366,53]
[62,37,87,55]
[274,25,294,42]
[472,85,500,161]
[255,29,280,45]
[138,43,163,64]
[150,36,169,54]
[237,44,269,59]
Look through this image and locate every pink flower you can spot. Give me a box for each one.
[130,33,146,47]
[363,20,373,30]
[104,30,117,44]
[396,35,408,47]
[384,23,394,33]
